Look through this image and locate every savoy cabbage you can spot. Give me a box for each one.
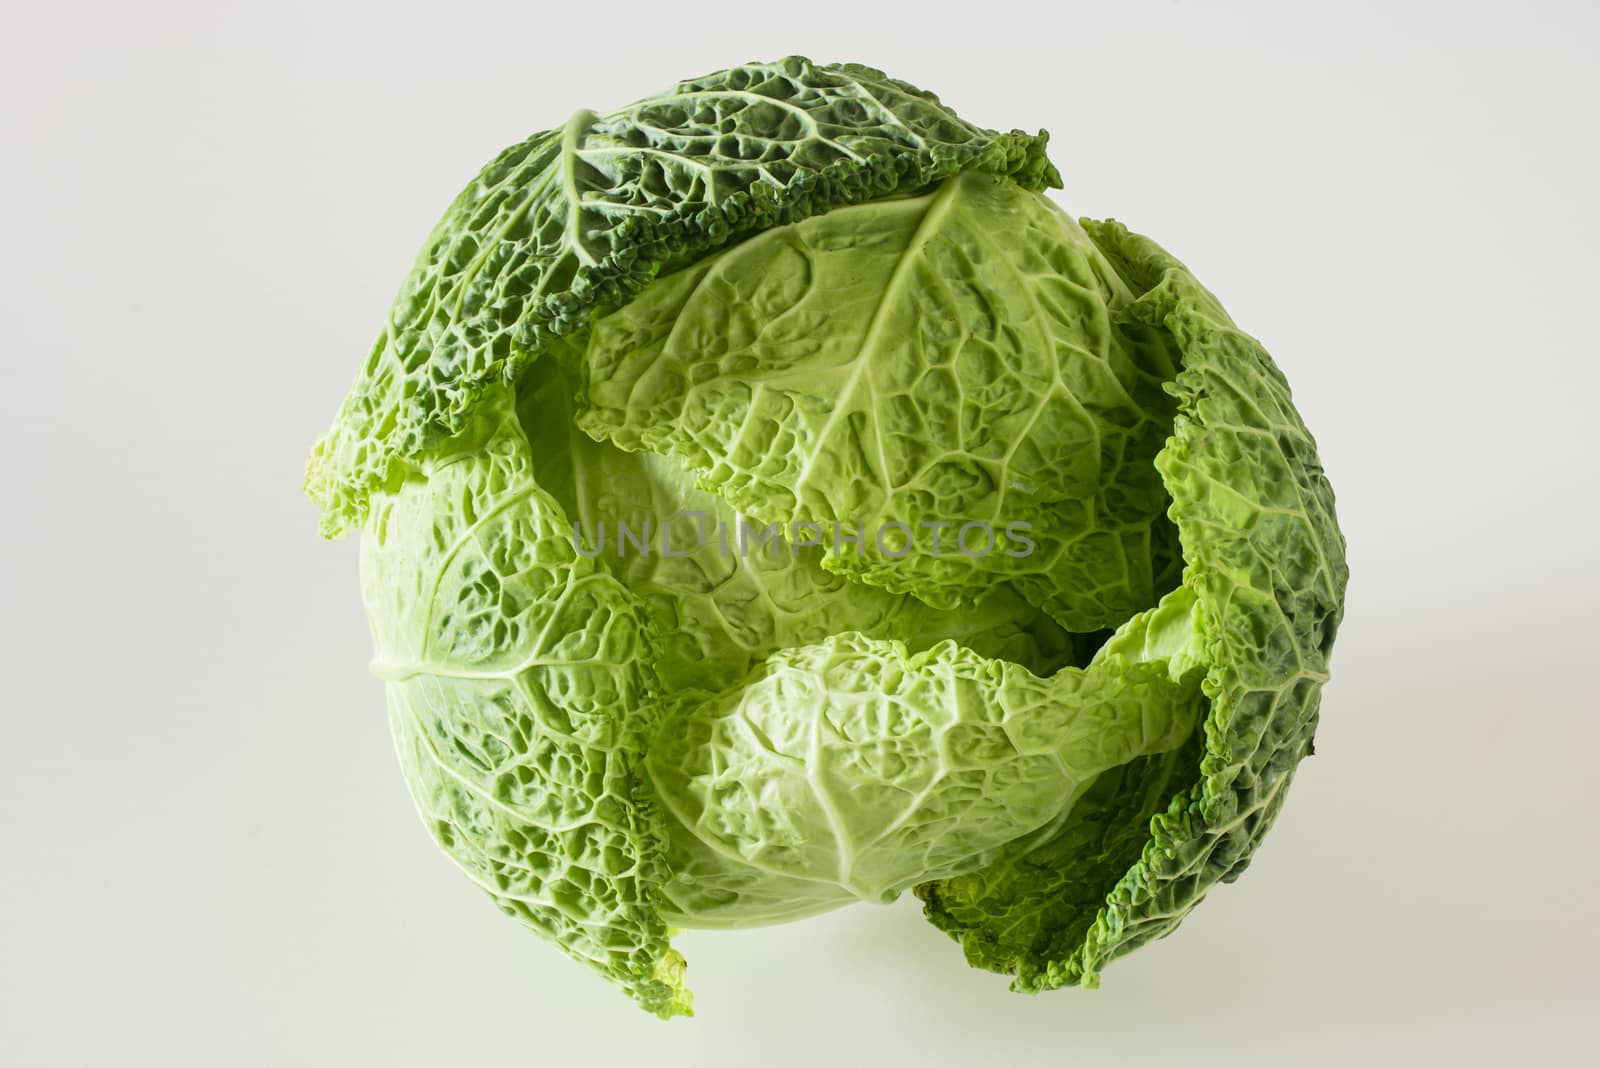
[308,56,1347,1018]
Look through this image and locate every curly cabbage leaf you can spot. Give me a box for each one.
[307,57,1057,538]
[914,221,1347,990]
[360,388,689,1017]
[314,56,1347,1019]
[647,629,1204,928]
[576,170,1183,631]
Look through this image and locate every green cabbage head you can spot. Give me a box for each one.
[307,57,1348,1018]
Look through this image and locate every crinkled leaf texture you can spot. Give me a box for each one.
[307,56,1057,538]
[520,358,1081,697]
[361,388,690,1017]
[319,56,1346,1020]
[332,57,1062,1020]
[577,170,1183,632]
[913,221,1348,991]
[647,631,1204,929]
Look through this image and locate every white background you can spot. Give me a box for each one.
[4,1,1597,1063]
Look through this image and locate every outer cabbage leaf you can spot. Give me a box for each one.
[645,629,1204,929]
[360,388,690,1017]
[307,57,1059,538]
[914,221,1348,992]
[576,170,1182,631]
